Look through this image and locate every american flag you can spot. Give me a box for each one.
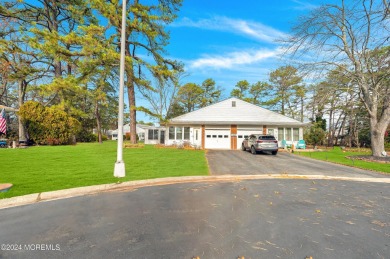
[0,108,6,135]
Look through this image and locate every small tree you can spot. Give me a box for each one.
[304,122,326,149]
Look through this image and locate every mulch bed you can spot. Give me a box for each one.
[124,143,145,148]
[346,155,390,163]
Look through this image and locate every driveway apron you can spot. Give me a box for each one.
[206,150,388,178]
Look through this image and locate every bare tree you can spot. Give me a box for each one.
[138,71,185,123]
[285,0,390,157]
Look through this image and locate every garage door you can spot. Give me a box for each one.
[236,128,263,150]
[205,129,230,149]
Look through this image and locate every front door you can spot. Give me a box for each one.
[160,130,165,144]
[193,129,201,147]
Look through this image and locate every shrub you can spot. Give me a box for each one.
[304,123,326,148]
[19,101,81,145]
[92,133,108,142]
[76,130,97,142]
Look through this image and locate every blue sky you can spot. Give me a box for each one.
[138,0,338,121]
[165,0,324,93]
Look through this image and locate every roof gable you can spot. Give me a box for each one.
[169,98,304,126]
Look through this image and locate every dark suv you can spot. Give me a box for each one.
[241,134,278,155]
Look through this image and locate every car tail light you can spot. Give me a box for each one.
[256,140,263,143]
[273,140,278,143]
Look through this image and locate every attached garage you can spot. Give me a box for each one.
[236,127,263,150]
[205,128,230,149]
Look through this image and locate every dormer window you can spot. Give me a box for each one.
[232,101,236,107]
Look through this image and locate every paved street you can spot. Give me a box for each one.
[0,179,389,259]
[206,150,387,178]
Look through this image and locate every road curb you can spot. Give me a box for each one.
[1,174,389,210]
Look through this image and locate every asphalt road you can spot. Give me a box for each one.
[0,179,389,259]
[206,150,387,178]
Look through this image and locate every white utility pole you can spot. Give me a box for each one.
[114,0,127,178]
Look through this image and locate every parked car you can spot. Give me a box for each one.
[241,134,278,155]
[0,139,7,148]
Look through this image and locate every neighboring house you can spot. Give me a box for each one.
[111,124,149,141]
[166,97,306,150]
[143,125,166,145]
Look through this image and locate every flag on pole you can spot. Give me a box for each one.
[0,108,6,135]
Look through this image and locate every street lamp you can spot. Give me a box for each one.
[114,0,127,178]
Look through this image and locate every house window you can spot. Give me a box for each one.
[286,128,292,141]
[184,127,190,140]
[232,101,236,107]
[176,127,182,140]
[148,129,158,140]
[278,128,284,140]
[169,127,175,140]
[293,128,299,141]
[170,126,192,140]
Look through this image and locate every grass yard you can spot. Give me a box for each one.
[294,147,390,174]
[0,141,209,199]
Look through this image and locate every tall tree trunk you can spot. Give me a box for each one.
[328,107,334,147]
[336,113,347,146]
[300,96,304,122]
[95,100,102,143]
[361,80,390,156]
[370,118,387,156]
[127,84,137,144]
[18,80,26,143]
[348,110,353,148]
[126,68,137,144]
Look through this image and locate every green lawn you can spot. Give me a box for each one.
[0,142,209,198]
[294,147,390,174]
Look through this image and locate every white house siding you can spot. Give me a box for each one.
[165,125,202,147]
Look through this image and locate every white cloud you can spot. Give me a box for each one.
[291,0,318,10]
[189,48,282,69]
[172,16,287,44]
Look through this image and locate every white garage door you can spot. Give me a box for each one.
[205,129,230,149]
[236,128,263,150]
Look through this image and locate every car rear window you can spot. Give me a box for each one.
[258,136,276,140]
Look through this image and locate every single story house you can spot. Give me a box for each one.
[111,124,149,141]
[166,97,306,150]
[143,125,166,145]
[111,124,165,144]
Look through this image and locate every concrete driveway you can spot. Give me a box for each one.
[1,179,389,259]
[206,150,387,178]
